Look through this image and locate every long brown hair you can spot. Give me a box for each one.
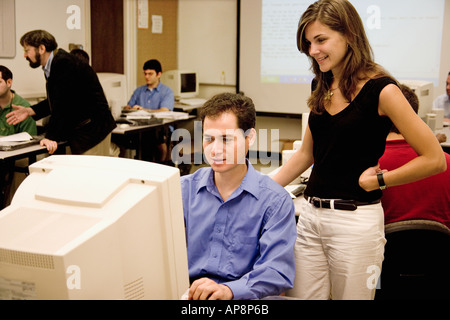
[297,0,391,114]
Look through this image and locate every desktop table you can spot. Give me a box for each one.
[174,99,206,115]
[112,115,196,161]
[0,141,67,209]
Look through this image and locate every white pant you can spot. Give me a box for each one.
[287,197,386,300]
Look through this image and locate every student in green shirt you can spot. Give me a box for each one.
[0,65,37,209]
[0,65,37,136]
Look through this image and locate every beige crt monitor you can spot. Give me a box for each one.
[0,155,189,300]
[161,70,199,99]
[399,80,433,120]
[97,72,128,119]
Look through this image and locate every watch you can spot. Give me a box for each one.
[376,172,387,190]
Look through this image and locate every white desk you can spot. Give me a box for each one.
[0,142,67,209]
[0,142,67,162]
[174,104,201,113]
[112,118,178,135]
[112,115,196,160]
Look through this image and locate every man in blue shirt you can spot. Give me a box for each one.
[126,59,174,112]
[181,93,296,300]
[433,71,450,122]
[122,59,174,162]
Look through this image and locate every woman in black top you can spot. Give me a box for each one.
[273,0,446,300]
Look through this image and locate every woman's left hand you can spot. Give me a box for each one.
[359,164,387,192]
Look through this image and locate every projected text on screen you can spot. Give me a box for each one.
[261,0,445,86]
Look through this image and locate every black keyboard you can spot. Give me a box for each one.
[116,118,163,126]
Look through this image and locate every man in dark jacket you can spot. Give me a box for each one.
[6,30,116,155]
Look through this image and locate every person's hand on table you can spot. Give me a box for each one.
[40,138,58,154]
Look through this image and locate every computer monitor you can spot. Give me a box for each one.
[161,70,199,99]
[97,72,128,119]
[399,80,434,120]
[0,155,189,300]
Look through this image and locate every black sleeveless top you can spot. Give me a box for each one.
[305,77,396,202]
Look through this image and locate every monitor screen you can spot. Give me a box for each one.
[181,73,197,94]
[0,155,189,300]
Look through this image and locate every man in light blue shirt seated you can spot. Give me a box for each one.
[126,59,174,112]
[123,59,174,162]
[181,93,296,300]
[433,71,450,121]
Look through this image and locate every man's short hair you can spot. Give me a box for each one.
[20,30,58,52]
[143,59,162,74]
[0,65,13,82]
[200,93,256,133]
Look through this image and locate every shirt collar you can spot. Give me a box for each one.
[195,159,260,201]
[146,82,161,92]
[43,51,54,79]
[240,160,260,199]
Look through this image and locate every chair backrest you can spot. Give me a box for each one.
[384,219,450,235]
[376,219,450,300]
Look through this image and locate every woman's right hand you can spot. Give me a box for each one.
[40,138,58,155]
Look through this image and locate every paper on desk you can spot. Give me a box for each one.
[0,132,33,142]
[153,111,189,120]
[125,110,153,119]
[125,110,189,120]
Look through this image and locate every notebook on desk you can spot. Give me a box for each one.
[0,134,43,151]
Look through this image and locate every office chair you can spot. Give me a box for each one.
[376,219,450,300]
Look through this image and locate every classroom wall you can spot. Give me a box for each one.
[0,0,89,100]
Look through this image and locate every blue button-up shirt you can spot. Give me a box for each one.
[433,94,450,118]
[127,82,174,110]
[181,161,296,300]
[43,51,54,79]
